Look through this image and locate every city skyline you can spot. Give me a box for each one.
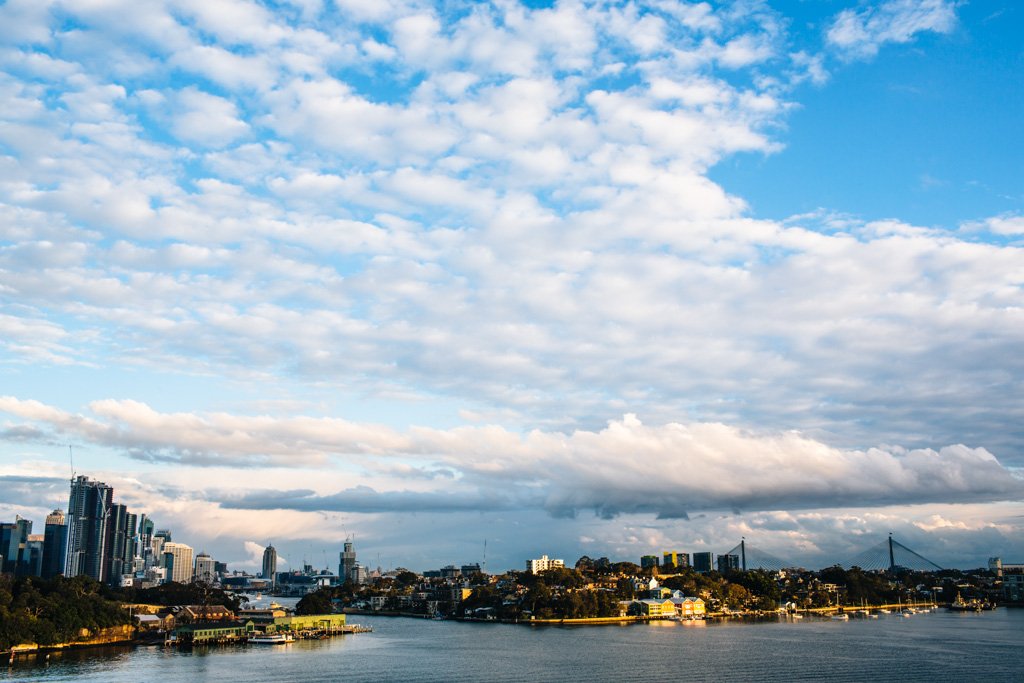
[1,0,1022,572]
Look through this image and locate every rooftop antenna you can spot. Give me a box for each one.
[483,539,487,574]
[68,444,75,480]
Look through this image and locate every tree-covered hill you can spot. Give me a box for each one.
[0,575,131,651]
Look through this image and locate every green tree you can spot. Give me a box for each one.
[295,589,335,615]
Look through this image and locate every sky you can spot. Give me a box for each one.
[0,0,1022,574]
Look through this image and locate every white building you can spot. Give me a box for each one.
[193,552,216,584]
[526,555,565,574]
[161,542,194,584]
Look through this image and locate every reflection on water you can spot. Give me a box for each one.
[5,609,1023,683]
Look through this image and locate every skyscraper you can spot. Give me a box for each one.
[0,517,32,575]
[41,509,67,579]
[339,539,355,583]
[137,515,155,568]
[65,476,113,581]
[194,552,216,584]
[692,552,714,573]
[263,544,277,588]
[717,554,740,573]
[162,542,194,584]
[104,503,131,585]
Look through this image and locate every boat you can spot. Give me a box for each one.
[830,613,849,621]
[949,593,984,612]
[249,633,294,644]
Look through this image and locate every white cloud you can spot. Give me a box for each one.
[962,213,1024,236]
[0,0,1020,571]
[2,400,1020,519]
[170,87,250,148]
[826,0,958,59]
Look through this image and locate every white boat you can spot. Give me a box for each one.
[830,613,849,621]
[249,633,294,644]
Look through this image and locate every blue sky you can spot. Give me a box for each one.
[1,0,1022,573]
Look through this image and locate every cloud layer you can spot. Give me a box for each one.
[3,398,1021,522]
[1,1,1021,569]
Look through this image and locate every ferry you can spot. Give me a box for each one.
[249,633,294,645]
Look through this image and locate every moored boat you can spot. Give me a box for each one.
[249,633,294,644]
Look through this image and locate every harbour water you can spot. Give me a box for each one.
[5,609,1023,682]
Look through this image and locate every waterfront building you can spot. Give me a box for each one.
[989,557,1003,577]
[194,552,217,584]
[641,555,660,569]
[636,598,676,618]
[526,555,564,573]
[339,539,356,584]
[163,542,195,584]
[693,552,714,573]
[41,509,67,578]
[670,596,706,618]
[65,476,114,581]
[263,544,278,588]
[1003,564,1024,601]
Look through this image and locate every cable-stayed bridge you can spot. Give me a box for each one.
[713,535,942,572]
[840,534,942,572]
[720,539,788,571]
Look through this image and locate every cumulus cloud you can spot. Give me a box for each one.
[170,87,250,147]
[962,212,1024,236]
[0,0,1021,570]
[826,0,958,59]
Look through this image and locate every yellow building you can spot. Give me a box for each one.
[266,613,347,633]
[671,597,706,618]
[638,599,676,618]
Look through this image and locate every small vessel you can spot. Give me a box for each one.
[830,613,849,621]
[249,633,294,644]
[949,593,984,612]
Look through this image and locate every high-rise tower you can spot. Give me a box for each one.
[339,539,356,583]
[262,544,278,588]
[162,542,194,584]
[0,517,32,575]
[41,509,67,579]
[65,475,114,581]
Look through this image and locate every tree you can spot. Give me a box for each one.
[296,588,335,615]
